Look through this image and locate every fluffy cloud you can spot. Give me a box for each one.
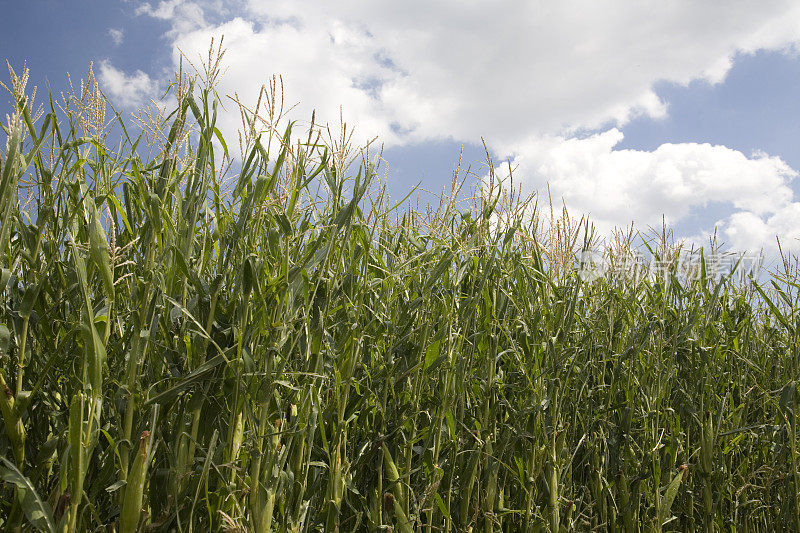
[132,0,800,252]
[497,129,799,253]
[136,0,208,37]
[97,60,159,109]
[145,1,800,145]
[107,28,124,46]
[717,205,800,255]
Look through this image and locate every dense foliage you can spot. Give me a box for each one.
[0,56,799,532]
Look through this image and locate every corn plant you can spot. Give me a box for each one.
[0,50,798,532]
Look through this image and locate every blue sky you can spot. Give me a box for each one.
[2,1,800,256]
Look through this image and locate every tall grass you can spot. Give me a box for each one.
[0,50,798,532]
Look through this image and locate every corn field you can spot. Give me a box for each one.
[0,54,799,532]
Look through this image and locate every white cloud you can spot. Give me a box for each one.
[169,16,397,146]
[97,60,159,109]
[495,129,800,253]
[717,204,800,255]
[136,0,208,37]
[108,28,124,46]
[133,0,800,252]
[142,0,800,145]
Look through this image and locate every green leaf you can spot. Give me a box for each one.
[0,118,23,200]
[86,198,115,298]
[0,324,10,358]
[107,193,133,236]
[243,255,255,296]
[434,493,452,521]
[0,456,56,533]
[424,339,441,370]
[18,282,40,319]
[445,410,456,441]
[145,354,226,406]
[106,480,127,493]
[425,252,453,291]
[212,127,228,157]
[0,268,11,293]
[658,467,685,527]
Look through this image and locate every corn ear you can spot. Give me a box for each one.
[120,430,151,533]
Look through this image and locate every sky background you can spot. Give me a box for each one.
[2,0,800,258]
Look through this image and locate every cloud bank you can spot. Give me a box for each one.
[500,130,800,253]
[121,0,800,252]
